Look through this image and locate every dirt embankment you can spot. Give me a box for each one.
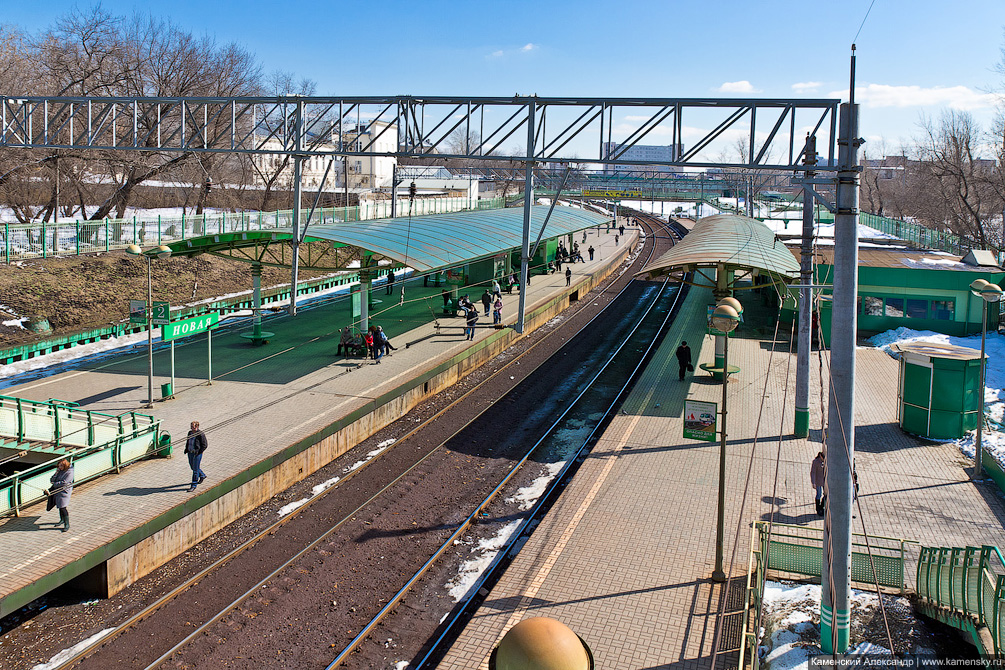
[0,253,327,349]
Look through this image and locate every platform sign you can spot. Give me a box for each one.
[582,189,643,198]
[683,399,717,442]
[161,312,219,342]
[129,300,146,324]
[152,301,171,326]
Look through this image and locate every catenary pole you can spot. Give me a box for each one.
[289,99,303,316]
[821,67,861,654]
[516,99,536,335]
[795,135,817,437]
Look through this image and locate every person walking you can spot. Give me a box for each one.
[386,270,395,295]
[47,459,74,532]
[481,289,493,316]
[675,340,692,381]
[185,421,208,492]
[464,305,478,340]
[588,245,595,261]
[614,234,619,245]
[565,267,572,286]
[492,279,502,300]
[377,325,397,355]
[619,224,625,236]
[811,451,826,515]
[493,296,503,325]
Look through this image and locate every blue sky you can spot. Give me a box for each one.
[4,0,1005,157]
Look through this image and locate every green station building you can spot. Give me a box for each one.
[783,247,1004,344]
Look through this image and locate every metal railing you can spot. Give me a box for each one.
[916,544,1005,655]
[739,522,916,670]
[0,396,162,517]
[0,196,504,264]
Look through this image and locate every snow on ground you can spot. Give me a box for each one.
[621,199,720,219]
[445,520,522,602]
[277,438,396,517]
[30,629,114,670]
[759,580,925,670]
[505,462,565,510]
[868,327,1005,465]
[761,218,899,241]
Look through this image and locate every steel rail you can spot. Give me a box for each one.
[144,213,671,670]
[51,214,663,670]
[327,214,688,668]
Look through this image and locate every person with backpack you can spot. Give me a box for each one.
[185,421,208,492]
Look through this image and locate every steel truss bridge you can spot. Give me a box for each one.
[1,95,839,172]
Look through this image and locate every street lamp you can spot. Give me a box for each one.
[710,299,741,582]
[970,278,1003,478]
[127,244,172,408]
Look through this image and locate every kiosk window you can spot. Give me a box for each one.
[885,298,904,317]
[931,300,954,320]
[863,296,883,316]
[906,299,928,319]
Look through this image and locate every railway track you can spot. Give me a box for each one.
[47,211,685,670]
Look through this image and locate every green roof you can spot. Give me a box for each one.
[638,213,799,284]
[166,205,611,272]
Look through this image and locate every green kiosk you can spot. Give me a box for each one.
[895,341,983,439]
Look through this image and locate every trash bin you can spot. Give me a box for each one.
[158,433,173,458]
[161,382,173,399]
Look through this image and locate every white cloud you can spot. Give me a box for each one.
[828,83,997,110]
[487,44,538,59]
[717,80,760,94]
[792,81,822,93]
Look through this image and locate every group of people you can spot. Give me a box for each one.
[336,324,397,362]
[556,241,586,265]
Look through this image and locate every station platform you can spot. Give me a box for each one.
[436,285,1005,669]
[0,224,637,618]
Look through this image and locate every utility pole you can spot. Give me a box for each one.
[289,99,304,316]
[821,47,862,655]
[795,135,817,437]
[516,99,536,335]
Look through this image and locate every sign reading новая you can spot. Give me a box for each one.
[161,312,219,342]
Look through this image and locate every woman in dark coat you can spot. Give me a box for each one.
[49,459,74,532]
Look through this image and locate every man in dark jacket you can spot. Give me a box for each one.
[185,421,208,492]
[675,341,692,381]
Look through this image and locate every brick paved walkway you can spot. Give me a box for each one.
[437,285,1005,669]
[0,226,634,615]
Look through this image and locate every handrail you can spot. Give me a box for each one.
[0,395,155,449]
[0,420,162,518]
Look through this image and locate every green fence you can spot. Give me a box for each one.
[739,522,916,670]
[1,196,505,264]
[0,395,161,517]
[916,545,1005,656]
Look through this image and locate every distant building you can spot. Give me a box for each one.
[602,142,684,175]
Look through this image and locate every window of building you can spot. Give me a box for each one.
[931,300,955,320]
[906,299,928,319]
[885,298,904,317]
[863,296,883,316]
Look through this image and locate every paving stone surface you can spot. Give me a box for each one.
[0,226,633,610]
[436,285,1005,670]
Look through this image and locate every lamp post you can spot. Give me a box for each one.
[127,244,172,408]
[710,298,741,582]
[970,278,1003,478]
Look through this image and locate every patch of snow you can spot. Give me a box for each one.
[346,440,395,473]
[2,317,27,329]
[30,628,114,670]
[277,474,343,517]
[394,662,410,670]
[505,462,565,510]
[446,520,522,601]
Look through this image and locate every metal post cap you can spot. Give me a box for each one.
[495,617,592,670]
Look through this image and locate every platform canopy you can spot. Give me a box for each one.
[636,213,799,288]
[163,205,610,272]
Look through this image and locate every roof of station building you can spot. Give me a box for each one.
[165,204,611,272]
[810,247,1003,273]
[636,213,800,285]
